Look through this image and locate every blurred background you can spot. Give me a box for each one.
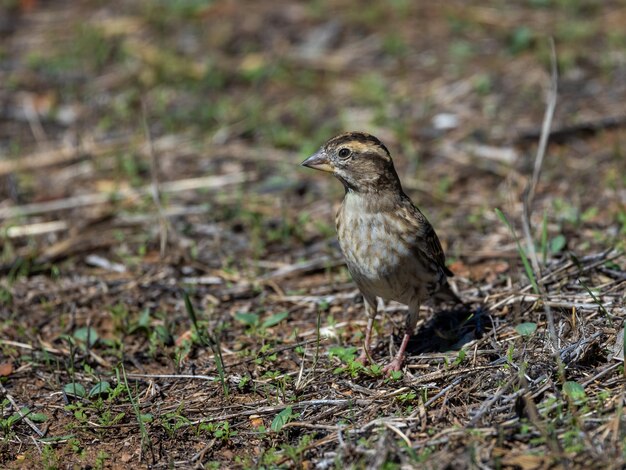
[1,1,626,467]
[1,0,624,271]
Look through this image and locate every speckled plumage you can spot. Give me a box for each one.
[338,192,449,300]
[302,131,461,372]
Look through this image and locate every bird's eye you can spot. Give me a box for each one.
[338,148,351,159]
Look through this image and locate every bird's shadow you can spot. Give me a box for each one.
[404,306,488,355]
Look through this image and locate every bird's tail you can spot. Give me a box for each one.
[434,282,465,306]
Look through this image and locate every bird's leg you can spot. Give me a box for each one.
[356,296,377,366]
[383,301,420,373]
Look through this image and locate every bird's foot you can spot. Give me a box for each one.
[356,350,371,366]
[382,356,404,374]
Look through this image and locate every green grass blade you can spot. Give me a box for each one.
[119,364,151,455]
[495,208,539,294]
[541,209,548,266]
[183,290,228,396]
[578,278,613,327]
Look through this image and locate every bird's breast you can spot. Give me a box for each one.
[336,198,419,302]
[337,212,407,276]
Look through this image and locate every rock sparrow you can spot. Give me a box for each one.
[302,132,461,372]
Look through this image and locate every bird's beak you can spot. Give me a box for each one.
[301,150,333,173]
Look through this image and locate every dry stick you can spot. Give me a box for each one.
[520,374,565,459]
[467,377,516,427]
[384,421,412,447]
[0,134,295,178]
[0,172,250,220]
[219,338,321,370]
[189,398,375,425]
[0,381,45,437]
[581,362,622,387]
[0,133,131,176]
[141,99,169,258]
[520,37,562,368]
[0,339,63,355]
[488,250,623,312]
[5,220,69,238]
[189,438,216,464]
[527,37,558,212]
[126,373,217,382]
[495,294,624,312]
[259,255,342,281]
[422,377,464,409]
[407,364,502,386]
[518,37,567,464]
[4,205,212,239]
[23,94,48,144]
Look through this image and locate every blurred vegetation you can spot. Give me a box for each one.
[0,0,625,468]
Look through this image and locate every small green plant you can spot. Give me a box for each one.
[328,346,358,363]
[198,420,238,441]
[387,370,403,381]
[94,451,110,470]
[578,278,613,325]
[449,40,475,62]
[63,382,87,399]
[161,410,192,438]
[508,26,534,54]
[88,381,112,399]
[96,409,126,428]
[369,363,384,377]
[41,444,59,470]
[259,446,281,467]
[119,365,152,456]
[271,406,293,432]
[563,381,586,404]
[0,284,12,305]
[109,303,131,334]
[73,326,99,349]
[506,343,515,365]
[562,428,585,453]
[280,434,313,467]
[65,402,89,426]
[0,402,46,438]
[515,322,538,337]
[396,390,417,404]
[234,310,288,334]
[253,343,278,365]
[328,346,367,377]
[451,349,467,367]
[215,421,237,440]
[67,437,85,457]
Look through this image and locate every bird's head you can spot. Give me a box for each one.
[301,132,402,193]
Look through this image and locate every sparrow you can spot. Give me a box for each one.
[301,132,461,372]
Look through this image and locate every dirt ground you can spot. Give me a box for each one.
[1,0,625,468]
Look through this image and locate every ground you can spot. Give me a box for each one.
[1,0,625,468]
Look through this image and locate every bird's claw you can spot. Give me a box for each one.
[382,358,404,374]
[356,350,371,366]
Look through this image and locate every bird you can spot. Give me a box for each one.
[301,131,462,373]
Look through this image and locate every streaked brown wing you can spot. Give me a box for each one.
[401,198,454,278]
[423,223,454,277]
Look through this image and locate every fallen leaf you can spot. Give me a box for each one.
[220,449,234,460]
[249,415,263,428]
[20,0,38,12]
[0,363,13,377]
[175,330,193,347]
[448,260,509,283]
